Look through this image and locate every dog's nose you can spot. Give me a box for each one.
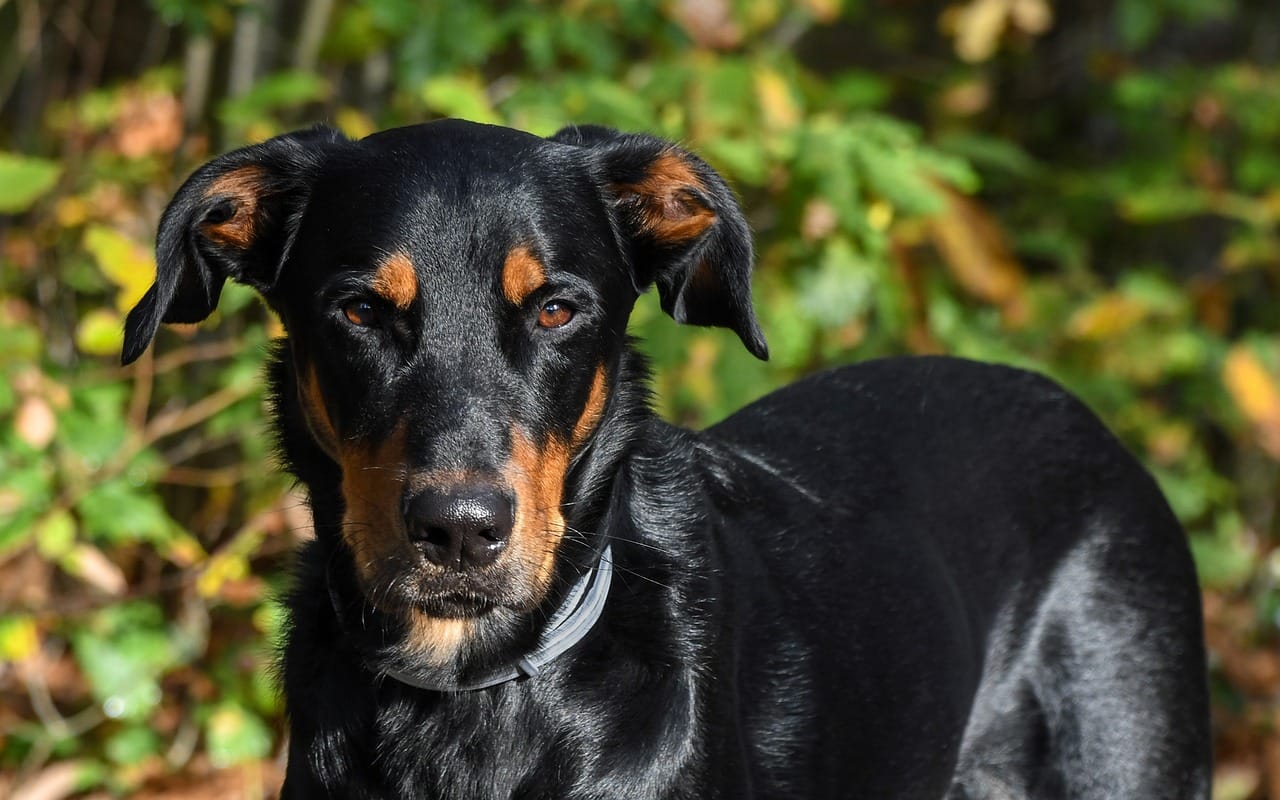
[405,486,513,570]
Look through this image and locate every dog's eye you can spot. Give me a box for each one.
[342,300,380,328]
[537,301,574,329]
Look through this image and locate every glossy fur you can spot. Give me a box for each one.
[123,119,1211,798]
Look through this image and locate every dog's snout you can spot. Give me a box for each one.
[406,486,513,570]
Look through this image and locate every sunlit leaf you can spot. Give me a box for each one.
[754,67,800,131]
[0,152,61,214]
[76,309,125,356]
[35,508,77,559]
[421,75,500,125]
[83,225,155,312]
[1222,345,1280,458]
[1067,294,1147,341]
[0,615,39,661]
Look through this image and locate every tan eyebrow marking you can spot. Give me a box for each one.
[371,251,418,310]
[502,245,547,305]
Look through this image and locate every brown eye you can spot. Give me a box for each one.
[537,301,574,329]
[342,300,380,327]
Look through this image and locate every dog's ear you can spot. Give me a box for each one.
[121,125,347,365]
[552,125,768,360]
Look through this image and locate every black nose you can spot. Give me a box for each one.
[405,486,513,570]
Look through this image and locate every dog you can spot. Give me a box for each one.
[121,119,1211,798]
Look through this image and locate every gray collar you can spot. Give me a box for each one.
[381,543,614,692]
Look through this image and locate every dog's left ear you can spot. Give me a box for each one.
[553,125,768,360]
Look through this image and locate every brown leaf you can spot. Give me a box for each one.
[926,186,1028,324]
[112,89,183,159]
[670,0,742,50]
[62,544,127,596]
[14,396,56,450]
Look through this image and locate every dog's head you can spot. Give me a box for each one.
[123,120,765,663]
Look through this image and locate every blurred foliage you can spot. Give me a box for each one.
[1,0,1279,796]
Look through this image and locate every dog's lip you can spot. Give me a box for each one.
[411,590,497,618]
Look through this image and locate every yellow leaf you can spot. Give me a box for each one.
[1223,346,1280,458]
[197,552,249,599]
[35,509,77,559]
[754,67,800,132]
[867,200,894,232]
[54,196,90,227]
[0,616,39,662]
[1066,294,1147,341]
[335,107,376,140]
[76,308,125,356]
[950,0,1011,63]
[83,225,155,313]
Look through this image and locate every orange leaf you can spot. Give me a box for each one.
[1222,346,1280,458]
[926,186,1027,323]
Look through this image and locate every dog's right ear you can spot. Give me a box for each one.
[121,126,347,365]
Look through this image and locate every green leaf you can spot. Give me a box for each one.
[0,152,61,214]
[35,508,77,559]
[205,702,274,767]
[1189,514,1255,590]
[105,725,162,765]
[219,70,330,129]
[77,479,178,545]
[76,309,125,356]
[72,602,181,720]
[421,75,500,125]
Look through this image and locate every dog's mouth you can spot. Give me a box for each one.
[403,572,503,618]
[361,556,532,620]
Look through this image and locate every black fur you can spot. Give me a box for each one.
[123,119,1211,798]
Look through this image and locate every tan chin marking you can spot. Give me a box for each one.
[371,251,418,310]
[200,165,268,248]
[504,428,569,606]
[404,613,473,666]
[501,244,546,306]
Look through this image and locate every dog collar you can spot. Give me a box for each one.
[380,543,614,692]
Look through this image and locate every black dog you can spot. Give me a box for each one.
[122,120,1211,798]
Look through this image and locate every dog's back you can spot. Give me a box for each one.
[700,356,1210,797]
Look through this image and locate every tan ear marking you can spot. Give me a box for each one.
[372,251,418,310]
[200,165,268,248]
[615,151,717,243]
[502,245,547,305]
